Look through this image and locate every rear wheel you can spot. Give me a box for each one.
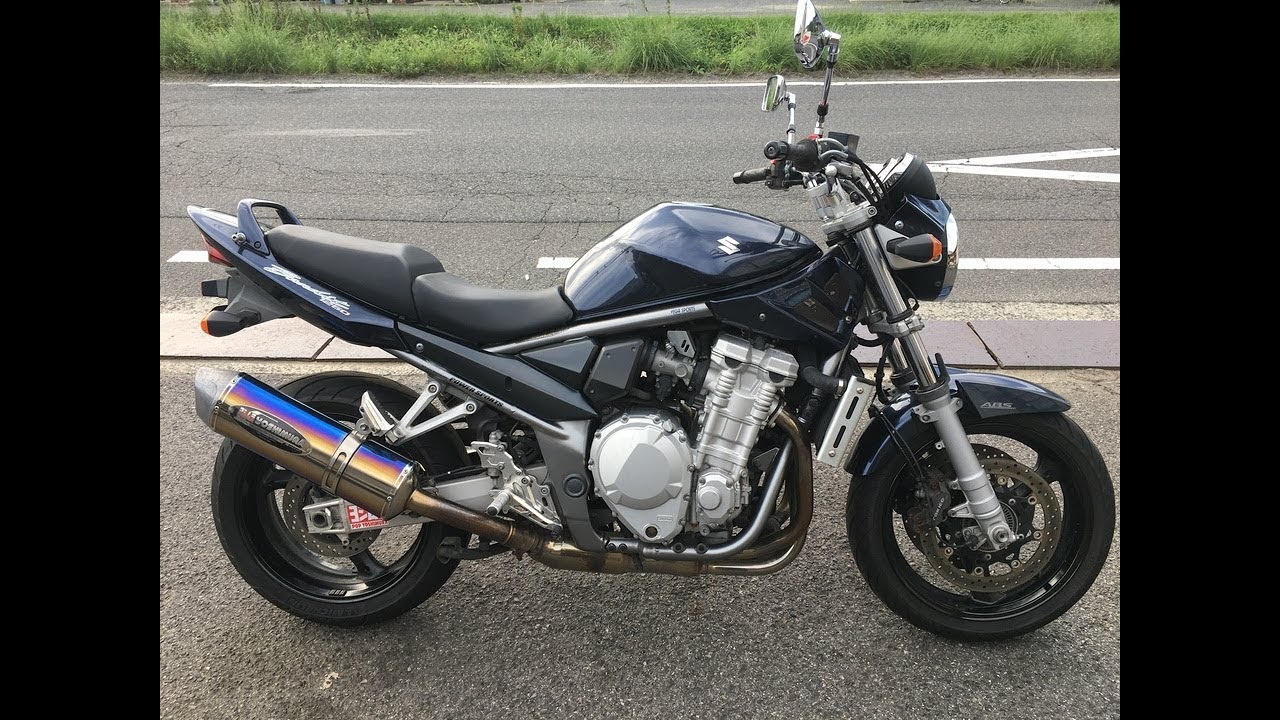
[847,411,1115,641]
[211,372,469,626]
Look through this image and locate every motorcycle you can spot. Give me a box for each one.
[188,0,1114,641]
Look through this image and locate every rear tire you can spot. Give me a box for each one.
[847,411,1115,641]
[211,372,470,626]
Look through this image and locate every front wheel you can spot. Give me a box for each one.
[847,411,1115,641]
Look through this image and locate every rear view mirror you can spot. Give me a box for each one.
[793,0,827,69]
[762,75,789,112]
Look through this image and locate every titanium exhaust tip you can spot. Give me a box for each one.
[194,367,239,427]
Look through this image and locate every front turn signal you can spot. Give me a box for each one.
[886,233,943,264]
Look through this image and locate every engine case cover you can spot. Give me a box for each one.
[589,410,693,543]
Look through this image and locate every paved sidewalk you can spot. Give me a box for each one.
[160,313,1118,368]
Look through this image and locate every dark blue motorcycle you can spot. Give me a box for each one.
[190,0,1114,641]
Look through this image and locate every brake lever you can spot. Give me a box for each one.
[765,160,789,190]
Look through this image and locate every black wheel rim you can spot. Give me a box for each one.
[231,409,438,603]
[879,420,1093,622]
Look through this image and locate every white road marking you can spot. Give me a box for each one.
[250,129,424,137]
[207,78,1119,90]
[928,164,1119,183]
[961,258,1120,270]
[536,256,578,269]
[168,250,208,263]
[529,256,1119,271]
[931,148,1119,166]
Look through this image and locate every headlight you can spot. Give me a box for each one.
[937,212,960,300]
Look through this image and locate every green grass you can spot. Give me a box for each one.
[159,2,1120,77]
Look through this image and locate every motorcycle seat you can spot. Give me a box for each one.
[266,224,573,345]
[411,273,573,345]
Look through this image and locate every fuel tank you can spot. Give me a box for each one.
[564,202,820,318]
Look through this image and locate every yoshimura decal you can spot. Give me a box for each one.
[346,503,388,530]
[231,406,311,454]
[263,264,352,316]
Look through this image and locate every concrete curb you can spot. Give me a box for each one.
[159,314,1118,368]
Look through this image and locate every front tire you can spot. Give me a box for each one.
[211,372,469,626]
[847,411,1115,641]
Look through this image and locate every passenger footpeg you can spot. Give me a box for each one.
[358,392,397,438]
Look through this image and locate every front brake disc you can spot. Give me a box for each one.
[918,457,1062,593]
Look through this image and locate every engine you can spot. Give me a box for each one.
[588,333,797,544]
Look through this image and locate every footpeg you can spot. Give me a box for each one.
[358,392,397,438]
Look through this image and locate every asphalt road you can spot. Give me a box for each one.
[159,360,1120,719]
[159,78,1119,305]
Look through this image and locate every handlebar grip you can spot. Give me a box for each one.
[762,139,821,171]
[733,166,771,184]
[787,139,821,171]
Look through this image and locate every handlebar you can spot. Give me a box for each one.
[732,166,772,185]
[733,138,854,189]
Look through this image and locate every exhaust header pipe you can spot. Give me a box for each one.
[194,368,417,519]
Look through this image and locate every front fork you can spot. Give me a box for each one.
[852,228,1014,549]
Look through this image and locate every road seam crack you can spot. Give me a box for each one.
[310,336,334,361]
[966,321,1003,368]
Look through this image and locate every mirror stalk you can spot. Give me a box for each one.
[814,32,840,138]
[786,93,798,144]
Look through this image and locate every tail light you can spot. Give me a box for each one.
[204,238,232,267]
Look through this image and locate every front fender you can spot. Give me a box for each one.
[844,370,1070,478]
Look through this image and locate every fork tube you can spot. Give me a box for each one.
[853,226,1013,548]
[852,228,937,386]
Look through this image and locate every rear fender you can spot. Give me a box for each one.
[844,370,1071,478]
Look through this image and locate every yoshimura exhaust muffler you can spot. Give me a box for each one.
[194,368,419,520]
[194,368,545,553]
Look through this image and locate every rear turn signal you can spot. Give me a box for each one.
[200,308,255,337]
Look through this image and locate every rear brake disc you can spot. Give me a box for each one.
[281,477,380,558]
